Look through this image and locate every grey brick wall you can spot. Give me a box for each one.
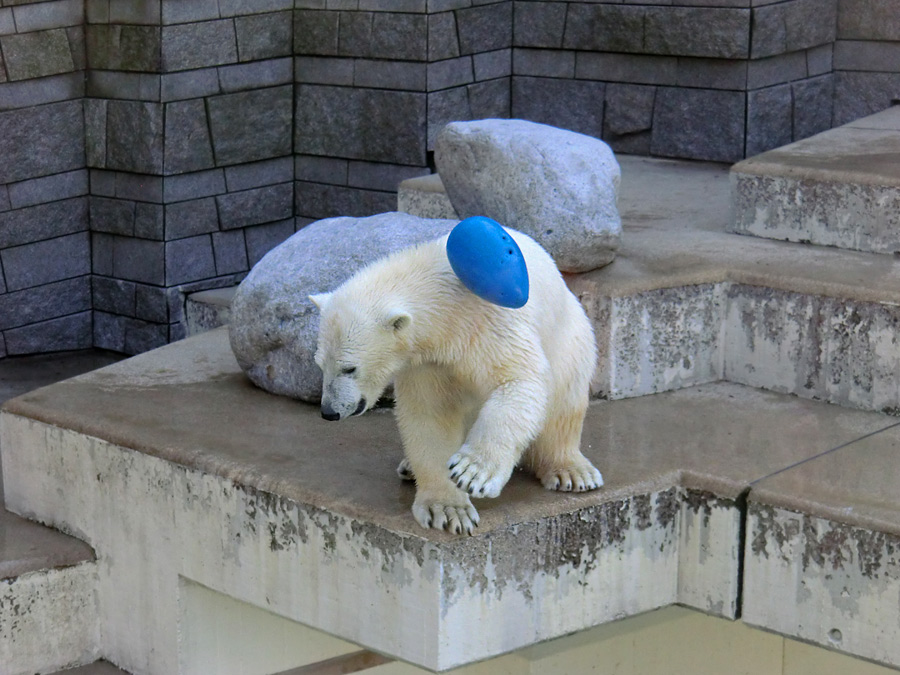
[2,0,898,358]
[833,0,900,125]
[0,0,89,357]
[510,0,839,163]
[84,0,298,352]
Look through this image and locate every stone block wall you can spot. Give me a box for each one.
[833,0,900,125]
[0,0,89,358]
[510,0,837,162]
[292,0,511,222]
[84,0,298,352]
[2,0,899,357]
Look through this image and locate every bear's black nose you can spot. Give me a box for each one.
[320,404,340,421]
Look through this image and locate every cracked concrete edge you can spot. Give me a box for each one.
[1,412,742,673]
[743,503,900,670]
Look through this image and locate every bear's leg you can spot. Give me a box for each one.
[448,376,549,498]
[525,401,604,492]
[394,366,480,535]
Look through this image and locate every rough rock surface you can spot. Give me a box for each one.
[434,119,622,272]
[228,212,456,402]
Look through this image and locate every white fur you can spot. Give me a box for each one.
[311,229,603,535]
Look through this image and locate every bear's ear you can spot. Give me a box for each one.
[309,292,332,311]
[385,309,412,333]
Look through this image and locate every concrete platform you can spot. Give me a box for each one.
[4,328,900,672]
[730,105,900,254]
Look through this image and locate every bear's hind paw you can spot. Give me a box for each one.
[396,458,415,481]
[412,501,479,535]
[540,464,604,492]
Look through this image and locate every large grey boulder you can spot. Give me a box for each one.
[229,212,456,402]
[435,119,622,272]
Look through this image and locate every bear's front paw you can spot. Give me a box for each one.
[447,449,509,498]
[412,499,479,535]
[540,461,604,492]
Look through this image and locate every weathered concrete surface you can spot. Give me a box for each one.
[730,106,900,254]
[744,505,900,669]
[1,563,100,675]
[397,174,458,221]
[744,420,900,670]
[6,328,892,672]
[185,287,236,337]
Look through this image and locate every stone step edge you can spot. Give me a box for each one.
[1,559,101,675]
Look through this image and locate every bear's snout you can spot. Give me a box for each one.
[320,403,341,421]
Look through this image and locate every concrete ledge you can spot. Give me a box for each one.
[1,562,100,675]
[3,329,899,672]
[730,106,900,254]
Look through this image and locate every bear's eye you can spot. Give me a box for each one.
[341,366,357,375]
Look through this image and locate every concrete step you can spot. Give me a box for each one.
[0,510,100,675]
[185,287,237,337]
[1,349,125,675]
[730,104,900,254]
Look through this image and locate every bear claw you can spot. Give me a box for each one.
[412,500,479,535]
[447,451,506,498]
[540,464,604,493]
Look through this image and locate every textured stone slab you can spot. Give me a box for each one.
[161,19,237,72]
[208,85,292,166]
[435,119,621,272]
[1,28,75,81]
[0,232,89,292]
[235,10,292,62]
[229,212,454,402]
[651,87,745,162]
[0,276,91,331]
[0,197,88,249]
[295,84,427,165]
[751,0,836,59]
[106,101,164,175]
[3,311,92,355]
[216,183,293,230]
[185,287,237,336]
[730,106,900,254]
[397,173,458,220]
[0,100,83,184]
[164,99,215,174]
[86,25,161,72]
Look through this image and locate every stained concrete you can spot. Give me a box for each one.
[0,349,121,576]
[3,329,899,671]
[730,105,900,254]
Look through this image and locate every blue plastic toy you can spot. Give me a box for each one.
[446,216,529,309]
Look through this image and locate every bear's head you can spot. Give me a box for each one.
[309,291,412,421]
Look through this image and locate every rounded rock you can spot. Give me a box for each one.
[228,212,456,402]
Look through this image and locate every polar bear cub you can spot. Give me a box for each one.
[310,228,603,535]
